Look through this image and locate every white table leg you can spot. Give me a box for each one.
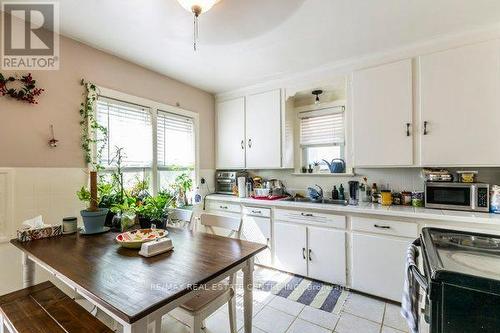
[0,312,5,333]
[22,253,35,288]
[243,257,254,333]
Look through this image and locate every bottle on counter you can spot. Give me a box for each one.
[339,184,345,201]
[371,183,379,203]
[332,186,339,200]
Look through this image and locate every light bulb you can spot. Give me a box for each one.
[177,0,219,15]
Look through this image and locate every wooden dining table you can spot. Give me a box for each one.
[10,227,267,333]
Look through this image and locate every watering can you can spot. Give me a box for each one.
[322,158,346,173]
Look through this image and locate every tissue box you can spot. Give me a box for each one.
[17,225,62,242]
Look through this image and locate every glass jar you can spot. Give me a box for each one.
[401,191,412,206]
[381,190,392,206]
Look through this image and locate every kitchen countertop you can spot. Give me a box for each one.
[206,194,500,226]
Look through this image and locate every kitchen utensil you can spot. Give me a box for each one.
[307,185,323,201]
[138,237,174,257]
[264,179,286,196]
[322,159,346,173]
[115,229,168,249]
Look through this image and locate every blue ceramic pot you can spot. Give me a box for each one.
[80,208,108,234]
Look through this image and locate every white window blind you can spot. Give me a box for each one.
[299,108,345,146]
[96,97,152,167]
[157,110,195,168]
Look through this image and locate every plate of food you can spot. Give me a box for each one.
[115,229,168,249]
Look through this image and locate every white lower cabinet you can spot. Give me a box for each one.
[274,222,308,276]
[274,221,346,285]
[351,232,413,301]
[308,226,346,285]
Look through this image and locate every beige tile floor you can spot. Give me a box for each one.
[154,268,410,333]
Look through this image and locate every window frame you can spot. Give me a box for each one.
[298,105,347,173]
[91,86,200,195]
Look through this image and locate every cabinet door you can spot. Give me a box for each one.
[307,226,346,285]
[242,216,272,266]
[352,59,413,166]
[351,233,413,301]
[274,222,307,276]
[419,40,500,166]
[216,98,246,169]
[245,90,282,169]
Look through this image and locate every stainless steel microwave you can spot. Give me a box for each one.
[425,182,490,212]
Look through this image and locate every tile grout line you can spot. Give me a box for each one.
[379,303,387,333]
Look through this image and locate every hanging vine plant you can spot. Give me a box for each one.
[0,73,44,104]
[80,79,107,171]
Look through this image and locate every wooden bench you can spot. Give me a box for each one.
[0,281,113,333]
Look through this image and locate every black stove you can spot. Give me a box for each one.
[419,228,500,333]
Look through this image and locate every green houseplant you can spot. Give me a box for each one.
[172,173,193,207]
[78,80,109,234]
[137,192,174,229]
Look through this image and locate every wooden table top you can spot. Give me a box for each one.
[11,228,266,324]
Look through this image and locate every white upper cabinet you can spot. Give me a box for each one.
[419,40,500,166]
[245,89,282,169]
[352,59,414,167]
[216,89,283,170]
[216,97,246,169]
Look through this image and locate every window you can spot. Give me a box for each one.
[299,107,345,171]
[94,90,198,195]
[157,110,195,190]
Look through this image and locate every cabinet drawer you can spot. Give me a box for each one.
[243,206,271,218]
[206,201,241,214]
[351,217,418,238]
[275,209,346,229]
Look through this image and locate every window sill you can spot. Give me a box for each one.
[291,172,356,177]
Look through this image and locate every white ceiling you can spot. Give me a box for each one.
[33,0,500,93]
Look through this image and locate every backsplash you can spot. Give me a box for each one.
[248,168,500,196]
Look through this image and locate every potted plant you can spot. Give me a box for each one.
[78,80,109,234]
[77,173,108,234]
[313,161,321,173]
[172,173,193,207]
[111,197,138,232]
[137,192,174,229]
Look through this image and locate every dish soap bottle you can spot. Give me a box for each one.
[332,186,339,200]
[339,184,345,201]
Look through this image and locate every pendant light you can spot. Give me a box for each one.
[177,0,219,51]
[312,90,323,105]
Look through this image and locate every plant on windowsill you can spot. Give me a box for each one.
[77,79,109,234]
[172,173,193,207]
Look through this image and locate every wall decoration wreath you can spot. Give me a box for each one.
[0,73,44,104]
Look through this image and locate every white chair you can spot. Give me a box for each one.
[170,213,242,333]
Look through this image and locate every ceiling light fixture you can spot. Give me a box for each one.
[312,90,323,105]
[177,0,219,51]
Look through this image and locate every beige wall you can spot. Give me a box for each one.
[0,33,215,169]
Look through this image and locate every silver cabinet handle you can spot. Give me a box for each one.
[308,249,312,261]
[301,213,313,217]
[240,140,245,150]
[248,139,252,148]
[251,210,262,214]
[374,224,391,229]
[423,121,429,135]
[406,123,411,137]
[220,205,228,210]
[302,247,306,259]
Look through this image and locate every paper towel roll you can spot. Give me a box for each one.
[237,177,247,198]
